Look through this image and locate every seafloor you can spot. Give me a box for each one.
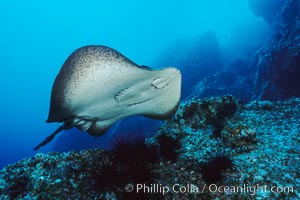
[0,96,299,200]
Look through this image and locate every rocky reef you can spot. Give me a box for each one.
[252,0,300,100]
[1,96,299,199]
[156,0,300,102]
[188,59,255,102]
[192,0,300,102]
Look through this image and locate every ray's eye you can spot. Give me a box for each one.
[151,77,168,89]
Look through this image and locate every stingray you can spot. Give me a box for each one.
[34,45,181,150]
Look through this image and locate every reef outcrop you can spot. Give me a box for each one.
[1,96,299,199]
[156,0,300,102]
[252,0,300,100]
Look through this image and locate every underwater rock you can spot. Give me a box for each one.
[187,52,260,102]
[192,0,300,101]
[222,122,257,152]
[151,96,299,199]
[176,95,242,130]
[189,69,254,102]
[0,96,299,199]
[157,0,299,102]
[252,0,300,100]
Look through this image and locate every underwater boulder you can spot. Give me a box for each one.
[252,0,300,100]
[189,0,300,102]
[188,58,255,102]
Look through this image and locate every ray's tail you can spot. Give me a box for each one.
[33,123,68,150]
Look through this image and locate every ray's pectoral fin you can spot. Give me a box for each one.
[33,122,73,151]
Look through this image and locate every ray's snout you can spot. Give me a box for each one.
[152,68,181,89]
[166,67,181,81]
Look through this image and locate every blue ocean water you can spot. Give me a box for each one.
[0,0,272,169]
